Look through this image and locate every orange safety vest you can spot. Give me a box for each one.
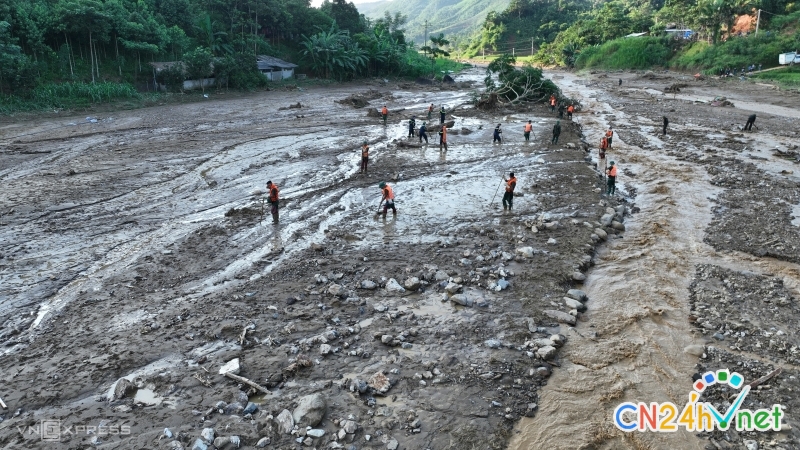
[608,166,617,177]
[567,105,574,113]
[524,123,532,132]
[269,184,279,202]
[428,105,433,112]
[606,129,613,137]
[381,107,388,115]
[600,137,608,149]
[550,97,556,106]
[440,126,447,142]
[505,177,517,192]
[362,146,369,158]
[383,185,395,200]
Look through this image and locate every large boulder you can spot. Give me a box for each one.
[292,394,327,427]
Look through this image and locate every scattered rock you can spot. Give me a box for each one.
[594,228,608,240]
[537,345,557,360]
[360,280,377,290]
[543,309,577,325]
[292,393,327,426]
[341,419,358,434]
[387,439,399,450]
[385,278,406,293]
[450,294,473,307]
[243,402,258,415]
[484,339,503,349]
[307,429,325,438]
[368,371,392,394]
[564,297,586,312]
[191,439,208,450]
[516,247,534,258]
[566,289,587,302]
[744,440,759,450]
[572,272,586,282]
[611,220,625,231]
[219,358,240,375]
[256,437,271,447]
[276,409,295,434]
[683,345,705,357]
[444,282,462,294]
[110,378,135,400]
[404,277,421,291]
[434,270,450,281]
[200,428,215,443]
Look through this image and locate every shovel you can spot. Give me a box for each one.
[490,176,505,207]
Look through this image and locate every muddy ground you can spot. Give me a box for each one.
[0,68,619,450]
[1,67,799,450]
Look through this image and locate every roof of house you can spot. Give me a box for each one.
[625,32,649,38]
[257,55,298,70]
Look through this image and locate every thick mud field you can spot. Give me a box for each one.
[1,67,799,450]
[0,69,618,450]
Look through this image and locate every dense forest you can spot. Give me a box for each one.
[462,0,800,73]
[0,0,456,106]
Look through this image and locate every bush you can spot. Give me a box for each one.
[670,33,800,74]
[575,36,676,70]
[215,53,267,90]
[156,65,186,92]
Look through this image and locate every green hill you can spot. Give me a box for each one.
[358,0,512,45]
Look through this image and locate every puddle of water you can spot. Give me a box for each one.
[793,204,800,227]
[133,388,162,405]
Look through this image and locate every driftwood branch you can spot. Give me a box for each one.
[748,367,782,388]
[223,372,271,395]
[0,397,6,409]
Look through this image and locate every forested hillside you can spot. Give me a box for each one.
[358,0,511,44]
[0,0,459,110]
[462,0,800,73]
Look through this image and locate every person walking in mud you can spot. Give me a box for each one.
[549,95,556,112]
[493,124,502,144]
[378,181,396,218]
[419,122,428,144]
[408,116,416,138]
[606,161,617,196]
[663,116,669,135]
[381,105,388,126]
[439,106,446,124]
[524,120,533,142]
[605,126,614,148]
[557,103,565,119]
[600,135,608,160]
[439,124,448,151]
[551,120,561,145]
[502,172,517,211]
[428,103,434,120]
[266,180,280,223]
[360,142,369,174]
[744,114,757,131]
[567,104,574,120]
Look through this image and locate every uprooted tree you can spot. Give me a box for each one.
[477,54,563,108]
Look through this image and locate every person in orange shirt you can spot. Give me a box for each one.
[523,120,533,142]
[567,104,574,120]
[606,161,617,195]
[549,95,556,112]
[599,136,608,160]
[438,125,448,151]
[360,142,369,174]
[381,105,388,126]
[502,172,517,211]
[605,126,614,147]
[378,182,396,217]
[266,180,280,223]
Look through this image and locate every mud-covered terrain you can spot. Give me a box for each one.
[0,69,625,449]
[510,71,800,450]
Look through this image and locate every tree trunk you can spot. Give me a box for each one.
[89,31,95,83]
[65,33,74,77]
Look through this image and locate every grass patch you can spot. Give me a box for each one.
[0,81,140,114]
[752,66,800,86]
[575,37,675,70]
[670,33,800,74]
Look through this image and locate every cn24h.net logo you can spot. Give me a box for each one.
[613,369,786,432]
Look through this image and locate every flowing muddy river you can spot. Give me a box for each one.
[511,71,800,450]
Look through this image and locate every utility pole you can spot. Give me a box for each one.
[424,20,429,54]
[512,48,515,56]
[531,37,534,56]
[755,9,761,36]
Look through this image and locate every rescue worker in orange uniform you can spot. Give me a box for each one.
[360,142,369,174]
[438,125,448,151]
[549,95,556,112]
[605,126,614,147]
[599,136,608,160]
[381,105,388,126]
[378,182,396,217]
[524,120,533,142]
[606,161,617,196]
[502,172,517,211]
[567,104,574,120]
[266,180,280,223]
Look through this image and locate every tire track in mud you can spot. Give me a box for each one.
[510,73,800,450]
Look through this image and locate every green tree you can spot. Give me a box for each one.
[183,46,213,91]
